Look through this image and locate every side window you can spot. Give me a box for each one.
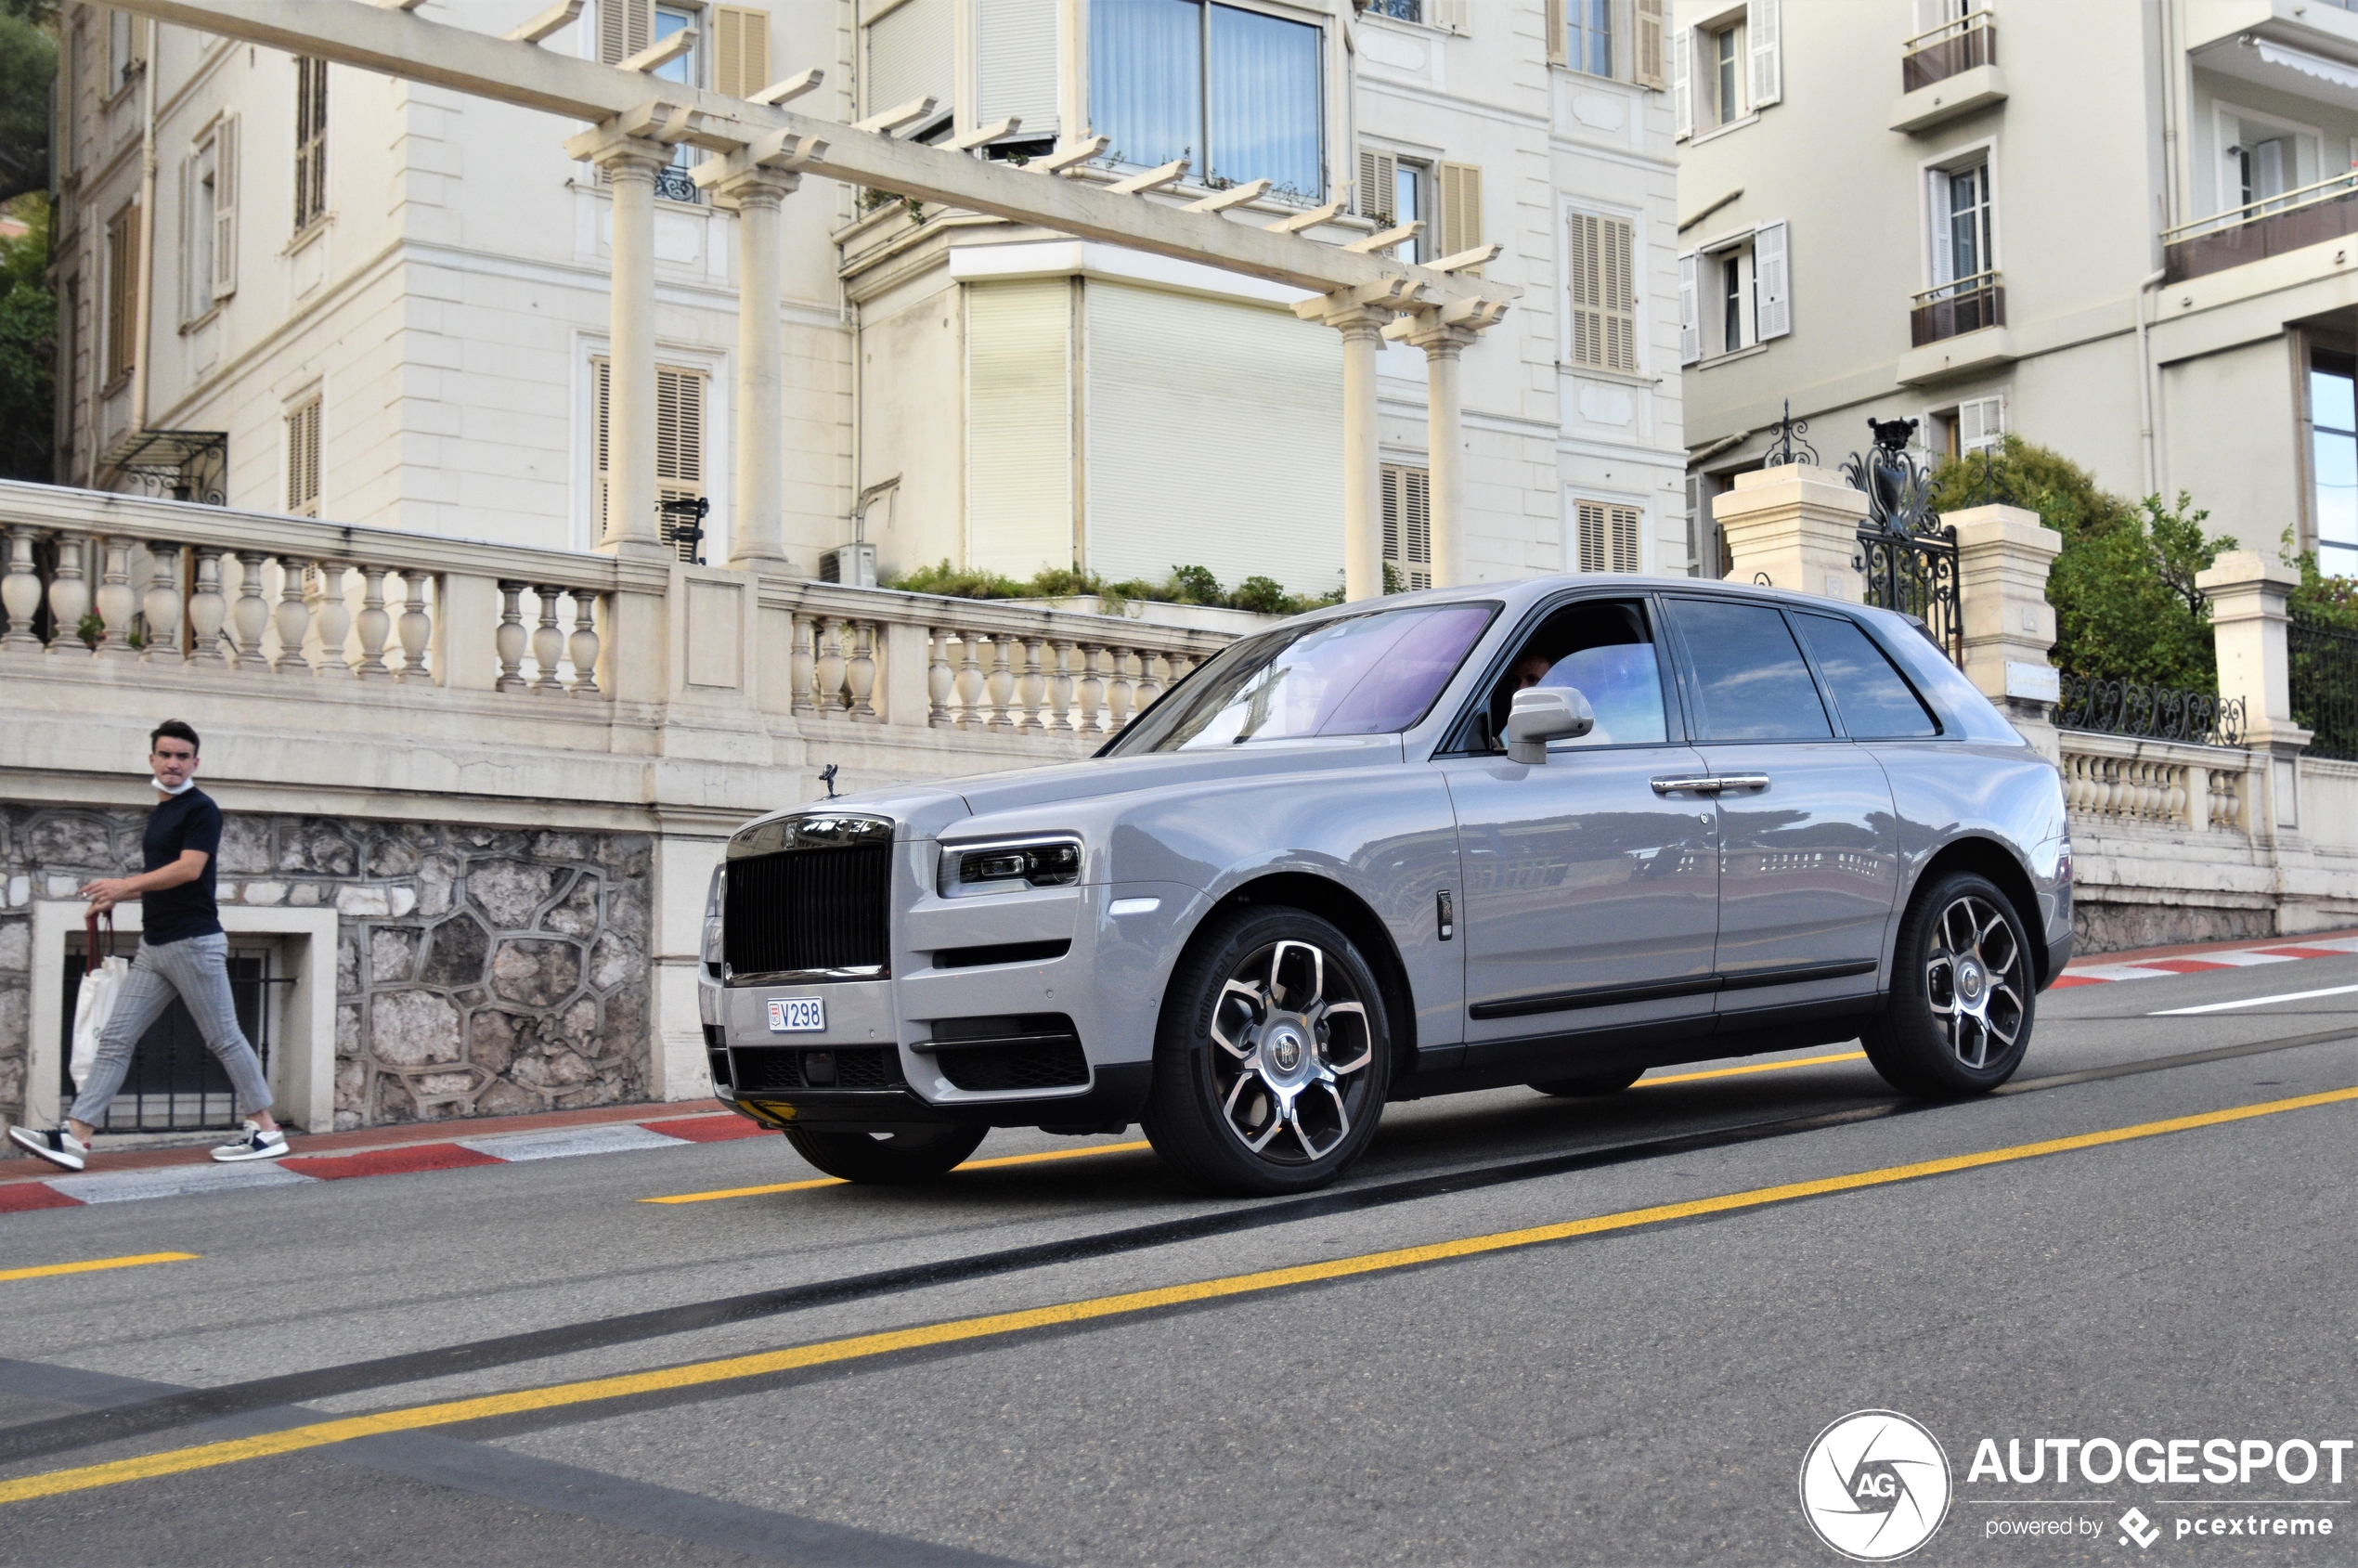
[1794,613,1938,738]
[1484,598,1669,750]
[1663,597,1832,741]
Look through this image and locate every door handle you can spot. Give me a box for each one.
[1651,775,1721,795]
[1713,773,1770,792]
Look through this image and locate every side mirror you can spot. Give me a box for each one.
[1506,686,1595,764]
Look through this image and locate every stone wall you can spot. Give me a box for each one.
[0,805,653,1134]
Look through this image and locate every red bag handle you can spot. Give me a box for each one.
[84,909,114,975]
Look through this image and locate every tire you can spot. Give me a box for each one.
[1861,871,2036,1096]
[1528,1064,1647,1098]
[1142,907,1392,1196]
[783,1123,987,1184]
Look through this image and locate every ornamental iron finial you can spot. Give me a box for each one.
[1841,417,1941,538]
[1761,399,1817,467]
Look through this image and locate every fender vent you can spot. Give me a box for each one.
[925,1014,1089,1093]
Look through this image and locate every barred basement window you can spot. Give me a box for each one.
[286,397,321,518]
[1575,499,1641,574]
[293,58,328,229]
[1382,463,1432,591]
[1569,210,1636,372]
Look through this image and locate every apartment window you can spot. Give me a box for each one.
[104,204,137,390]
[183,118,239,321]
[866,0,954,136]
[1672,2,1779,140]
[1355,147,1432,260]
[2219,110,2318,219]
[1091,0,1324,201]
[2312,350,2358,578]
[1710,21,1743,124]
[286,398,321,518]
[106,9,142,95]
[1935,159,1991,283]
[592,357,707,549]
[1367,0,1421,19]
[1678,220,1787,366]
[1381,464,1432,591]
[1575,499,1643,575]
[1568,210,1636,372]
[1568,0,1613,76]
[294,58,329,230]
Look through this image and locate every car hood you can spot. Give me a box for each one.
[748,734,1407,843]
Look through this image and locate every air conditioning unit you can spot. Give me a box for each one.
[820,543,877,588]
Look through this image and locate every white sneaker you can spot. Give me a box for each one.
[211,1121,291,1163]
[9,1125,88,1173]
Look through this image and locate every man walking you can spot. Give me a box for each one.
[9,721,289,1171]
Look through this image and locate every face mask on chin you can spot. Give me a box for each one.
[152,774,196,796]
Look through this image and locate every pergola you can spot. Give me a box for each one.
[110,0,1517,599]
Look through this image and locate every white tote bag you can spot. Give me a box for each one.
[70,912,129,1093]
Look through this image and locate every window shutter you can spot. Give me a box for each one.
[1570,212,1600,369]
[1926,169,1954,288]
[1569,213,1635,372]
[1546,0,1567,66]
[1635,0,1665,88]
[1381,464,1432,590]
[1439,162,1482,271]
[1746,0,1781,109]
[591,356,612,539]
[1671,25,1691,139]
[287,399,321,518]
[213,116,239,299]
[177,155,196,321]
[600,0,651,65]
[1431,0,1471,35]
[655,366,706,523]
[1356,147,1398,224]
[1610,504,1642,573]
[1753,219,1789,340]
[977,0,1058,134]
[1678,251,1701,365]
[1603,215,1634,370]
[714,6,769,98]
[866,0,953,117]
[1684,474,1707,575]
[1575,500,1606,572]
[1960,395,2005,452]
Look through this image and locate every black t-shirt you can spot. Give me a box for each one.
[142,787,223,944]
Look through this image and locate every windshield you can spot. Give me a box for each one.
[1111,603,1496,754]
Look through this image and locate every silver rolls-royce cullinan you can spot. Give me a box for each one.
[699,576,2072,1195]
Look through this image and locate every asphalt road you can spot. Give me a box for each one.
[4,954,2355,1568]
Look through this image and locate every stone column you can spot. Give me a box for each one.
[1947,503,2063,749]
[570,125,672,560]
[1403,317,1480,589]
[1711,463,1869,602]
[1305,299,1392,603]
[710,165,801,570]
[2196,551,2311,836]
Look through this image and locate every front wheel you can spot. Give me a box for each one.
[784,1123,987,1184]
[1861,872,2035,1096]
[1143,908,1391,1196]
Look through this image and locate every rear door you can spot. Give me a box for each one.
[1658,596,1901,1017]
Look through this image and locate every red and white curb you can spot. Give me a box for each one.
[2051,934,2358,989]
[0,1112,769,1213]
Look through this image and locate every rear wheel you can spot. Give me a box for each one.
[1143,908,1391,1196]
[1528,1064,1646,1098]
[783,1124,987,1184]
[1861,872,2034,1096]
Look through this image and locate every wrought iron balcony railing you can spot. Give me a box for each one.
[1901,9,1996,93]
[2163,169,2358,283]
[1909,269,2005,346]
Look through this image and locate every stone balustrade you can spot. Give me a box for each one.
[2058,732,2250,836]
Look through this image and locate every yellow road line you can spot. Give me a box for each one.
[1639,1051,1867,1086]
[641,1139,1156,1205]
[11,1085,2352,1508]
[0,1252,199,1284]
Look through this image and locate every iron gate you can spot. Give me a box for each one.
[58,942,279,1132]
[1841,417,1963,666]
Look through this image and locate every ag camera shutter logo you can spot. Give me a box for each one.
[1799,1410,1953,1562]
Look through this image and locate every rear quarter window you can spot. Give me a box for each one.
[1794,613,1939,738]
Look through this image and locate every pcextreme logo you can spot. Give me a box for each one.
[1800,1410,1954,1562]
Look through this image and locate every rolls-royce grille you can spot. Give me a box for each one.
[731,1046,906,1094]
[724,843,891,978]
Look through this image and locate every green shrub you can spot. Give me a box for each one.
[882,558,1341,618]
[1928,436,2235,690]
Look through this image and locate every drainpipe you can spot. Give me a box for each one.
[2136,266,2165,498]
[129,19,159,439]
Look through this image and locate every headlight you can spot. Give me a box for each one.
[702,864,725,969]
[937,836,1082,897]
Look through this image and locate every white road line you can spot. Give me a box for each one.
[2151,982,2358,1017]
[48,1163,316,1204]
[454,1124,690,1162]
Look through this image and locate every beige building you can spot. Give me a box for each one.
[48,0,1693,595]
[1675,0,2358,585]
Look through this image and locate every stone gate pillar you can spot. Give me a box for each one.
[1713,463,1867,602]
[2197,551,2311,838]
[1947,502,2063,754]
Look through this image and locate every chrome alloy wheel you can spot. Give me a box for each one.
[1207,940,1376,1164]
[1924,894,2025,1070]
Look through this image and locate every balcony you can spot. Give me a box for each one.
[2163,172,2358,284]
[1897,271,2015,385]
[1890,11,2006,134]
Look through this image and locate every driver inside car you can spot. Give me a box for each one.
[1483,600,1660,752]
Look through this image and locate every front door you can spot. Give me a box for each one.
[1440,596,1720,1059]
[1658,596,1900,1014]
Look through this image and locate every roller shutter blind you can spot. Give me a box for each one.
[977,0,1057,134]
[866,0,952,117]
[966,279,1074,578]
[714,6,770,98]
[1085,281,1342,596]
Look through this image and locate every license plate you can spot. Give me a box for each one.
[767,997,825,1033]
